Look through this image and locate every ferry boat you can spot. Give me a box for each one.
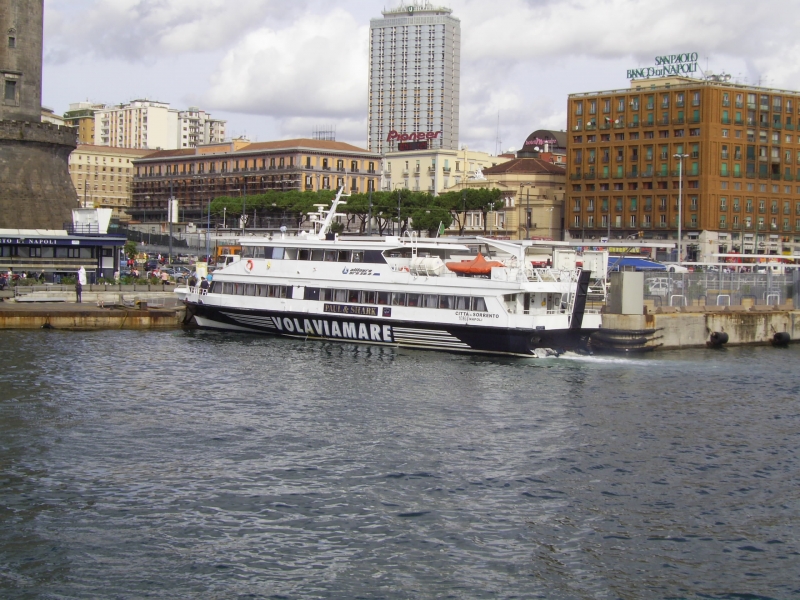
[175,190,603,356]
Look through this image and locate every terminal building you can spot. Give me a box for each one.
[566,75,800,261]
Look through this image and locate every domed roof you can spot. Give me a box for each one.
[520,130,566,155]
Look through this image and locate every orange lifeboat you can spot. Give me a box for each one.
[445,253,505,275]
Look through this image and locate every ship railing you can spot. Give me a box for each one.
[523,268,577,283]
[188,286,208,296]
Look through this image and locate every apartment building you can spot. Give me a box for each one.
[382,147,507,195]
[68,144,153,220]
[93,100,225,150]
[567,76,800,260]
[130,138,381,224]
[177,107,226,148]
[368,2,461,154]
[63,101,105,144]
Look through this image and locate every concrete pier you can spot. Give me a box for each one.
[601,307,800,350]
[0,301,186,330]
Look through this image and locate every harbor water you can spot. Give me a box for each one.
[1,330,798,599]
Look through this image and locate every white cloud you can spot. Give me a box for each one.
[204,8,368,120]
[40,0,800,154]
[44,0,304,63]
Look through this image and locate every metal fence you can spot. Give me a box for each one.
[643,271,799,307]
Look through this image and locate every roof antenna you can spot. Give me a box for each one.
[495,111,501,156]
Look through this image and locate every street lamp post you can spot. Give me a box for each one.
[462,188,467,236]
[241,182,247,234]
[168,181,175,266]
[674,153,689,264]
[526,186,530,240]
[206,192,211,264]
[394,183,404,236]
[367,186,373,235]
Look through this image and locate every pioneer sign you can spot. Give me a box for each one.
[386,130,442,142]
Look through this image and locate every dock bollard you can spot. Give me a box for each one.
[772,332,791,346]
[707,331,729,348]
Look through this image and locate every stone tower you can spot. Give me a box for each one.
[0,0,78,229]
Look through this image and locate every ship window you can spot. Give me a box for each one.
[363,291,377,304]
[235,283,246,295]
[351,251,364,263]
[271,247,285,260]
[323,250,336,261]
[322,289,333,301]
[406,293,421,307]
[334,289,347,302]
[391,292,406,306]
[311,249,324,261]
[245,284,257,296]
[377,291,390,305]
[337,250,351,262]
[472,297,487,312]
[455,296,470,310]
[298,249,311,260]
[439,295,454,309]
[267,285,281,297]
[252,247,266,258]
[284,248,298,260]
[424,294,438,308]
[348,290,360,303]
[223,282,234,295]
[257,285,269,297]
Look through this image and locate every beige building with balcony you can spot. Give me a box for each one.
[68,144,154,220]
[381,147,508,195]
[446,154,566,240]
[130,138,381,225]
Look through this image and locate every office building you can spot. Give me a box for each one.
[567,76,800,260]
[368,2,460,154]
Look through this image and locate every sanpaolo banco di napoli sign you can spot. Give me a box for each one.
[627,52,699,80]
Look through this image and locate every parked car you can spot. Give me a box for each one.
[664,263,690,273]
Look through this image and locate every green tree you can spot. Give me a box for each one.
[123,240,138,260]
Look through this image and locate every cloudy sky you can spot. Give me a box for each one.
[42,0,800,154]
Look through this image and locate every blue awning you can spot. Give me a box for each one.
[608,257,667,271]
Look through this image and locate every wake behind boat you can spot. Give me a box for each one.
[176,188,603,356]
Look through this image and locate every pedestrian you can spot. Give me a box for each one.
[75,278,82,303]
[161,270,170,285]
[199,277,209,293]
[39,270,45,282]
[188,274,197,288]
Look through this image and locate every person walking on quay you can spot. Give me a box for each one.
[76,266,87,303]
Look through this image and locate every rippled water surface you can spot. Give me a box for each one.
[1,330,798,599]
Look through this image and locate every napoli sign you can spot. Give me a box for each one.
[627,52,699,80]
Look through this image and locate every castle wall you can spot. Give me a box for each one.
[0,0,44,122]
[0,121,78,229]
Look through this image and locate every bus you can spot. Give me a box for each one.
[214,245,241,265]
